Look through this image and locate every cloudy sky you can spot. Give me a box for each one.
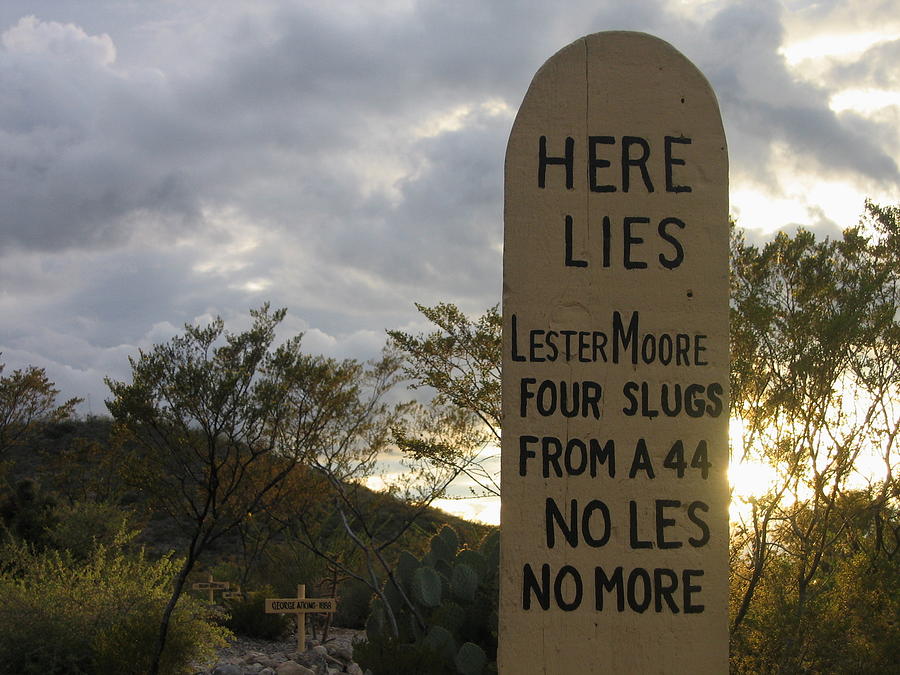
[1,1,898,518]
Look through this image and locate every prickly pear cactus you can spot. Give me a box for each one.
[355,526,499,674]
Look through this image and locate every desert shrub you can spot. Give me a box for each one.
[0,533,230,675]
[224,587,291,640]
[46,500,135,560]
[0,479,57,547]
[334,577,374,629]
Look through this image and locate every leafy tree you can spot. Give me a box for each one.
[280,399,477,641]
[729,201,900,671]
[388,304,501,496]
[105,304,393,675]
[390,202,900,670]
[0,360,80,461]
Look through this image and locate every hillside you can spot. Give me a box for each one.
[1,416,493,623]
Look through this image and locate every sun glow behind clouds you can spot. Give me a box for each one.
[830,89,900,114]
[779,31,896,65]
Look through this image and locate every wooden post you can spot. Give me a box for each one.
[500,31,729,673]
[296,584,306,652]
[191,574,229,603]
[264,585,336,654]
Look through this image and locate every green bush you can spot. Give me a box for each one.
[0,479,57,548]
[46,500,135,560]
[0,534,230,675]
[224,587,292,640]
[334,577,374,629]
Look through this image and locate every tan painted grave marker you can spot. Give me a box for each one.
[265,584,337,652]
[192,574,230,603]
[222,587,243,600]
[500,31,729,673]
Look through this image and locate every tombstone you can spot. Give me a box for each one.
[192,574,230,603]
[222,587,244,600]
[500,31,729,673]
[265,584,337,652]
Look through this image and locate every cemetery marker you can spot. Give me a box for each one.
[500,31,729,673]
[265,584,337,652]
[192,574,230,603]
[222,587,244,600]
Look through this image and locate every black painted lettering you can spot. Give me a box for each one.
[588,136,616,192]
[519,435,538,476]
[595,566,625,611]
[537,380,557,415]
[641,334,656,363]
[561,331,576,359]
[654,568,680,613]
[543,437,562,478]
[582,500,611,547]
[520,378,536,417]
[592,330,608,362]
[589,438,616,478]
[545,331,559,361]
[622,381,639,416]
[613,311,639,363]
[706,382,724,417]
[658,217,686,269]
[538,136,573,189]
[565,438,587,475]
[661,383,682,416]
[582,381,602,419]
[560,381,580,417]
[640,381,660,418]
[658,334,673,364]
[523,563,550,610]
[623,216,650,269]
[656,499,683,549]
[685,383,706,417]
[676,334,691,365]
[546,497,577,548]
[687,501,710,547]
[529,330,545,362]
[629,439,656,479]
[578,332,591,362]
[629,500,653,549]
[627,568,652,612]
[683,569,704,613]
[601,215,612,267]
[694,334,708,365]
[510,314,526,362]
[554,565,583,611]
[621,136,654,192]
[664,136,692,193]
[565,214,588,267]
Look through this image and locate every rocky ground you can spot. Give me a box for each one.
[194,627,366,675]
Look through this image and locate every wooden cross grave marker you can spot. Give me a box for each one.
[265,584,337,652]
[222,586,243,600]
[192,574,230,603]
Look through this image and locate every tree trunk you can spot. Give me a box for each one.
[149,549,198,675]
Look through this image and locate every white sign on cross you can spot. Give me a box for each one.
[265,584,337,652]
[191,574,230,603]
